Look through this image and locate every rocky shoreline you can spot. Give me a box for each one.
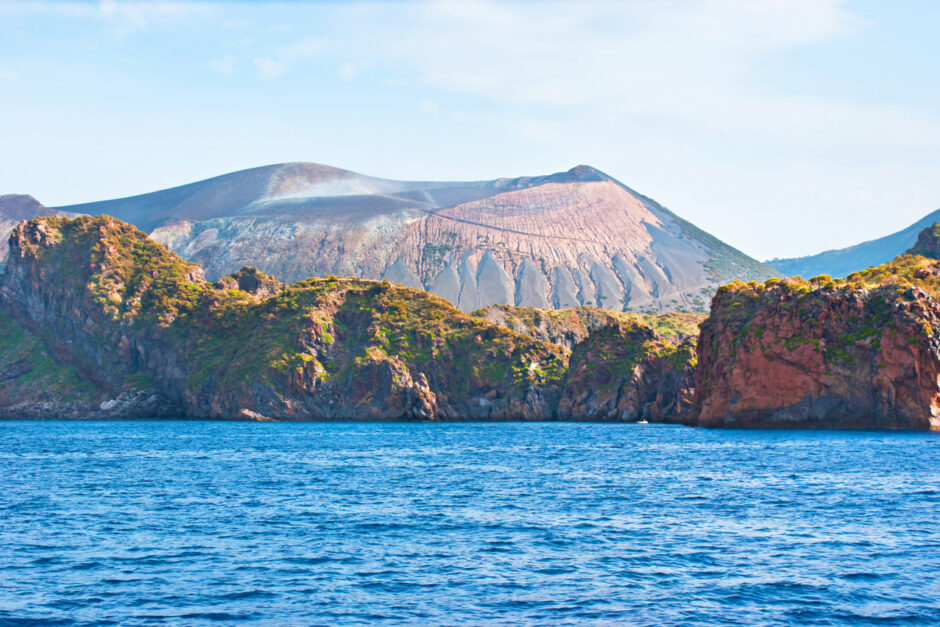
[1,215,939,430]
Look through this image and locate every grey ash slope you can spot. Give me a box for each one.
[51,162,775,313]
[767,208,940,278]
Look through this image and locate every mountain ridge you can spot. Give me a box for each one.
[38,162,775,314]
[767,208,940,278]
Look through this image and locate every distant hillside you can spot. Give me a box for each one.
[45,162,775,314]
[767,208,940,278]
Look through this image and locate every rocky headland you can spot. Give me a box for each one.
[695,260,940,430]
[1,215,939,430]
[0,215,697,422]
[906,222,940,259]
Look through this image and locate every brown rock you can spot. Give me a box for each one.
[694,277,940,430]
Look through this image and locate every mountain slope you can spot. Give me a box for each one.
[51,162,776,314]
[767,208,940,278]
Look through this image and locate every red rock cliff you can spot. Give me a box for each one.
[694,261,940,430]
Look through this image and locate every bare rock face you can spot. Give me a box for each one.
[556,323,696,422]
[0,195,80,265]
[473,304,699,422]
[230,266,283,298]
[694,268,940,430]
[906,223,940,259]
[53,163,775,315]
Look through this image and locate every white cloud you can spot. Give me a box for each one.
[97,0,210,35]
[252,37,326,79]
[336,1,939,156]
[253,56,287,79]
[0,0,211,35]
[0,68,20,81]
[339,63,356,81]
[206,54,235,77]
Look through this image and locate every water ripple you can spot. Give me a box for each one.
[0,421,937,625]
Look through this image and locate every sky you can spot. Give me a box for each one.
[1,0,939,260]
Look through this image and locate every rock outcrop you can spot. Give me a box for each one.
[694,261,940,430]
[556,323,696,422]
[51,162,776,314]
[475,304,700,422]
[0,215,702,422]
[906,223,940,259]
[473,304,702,350]
[0,195,80,267]
[5,215,937,429]
[0,216,572,421]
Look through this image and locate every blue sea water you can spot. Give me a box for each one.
[0,422,938,626]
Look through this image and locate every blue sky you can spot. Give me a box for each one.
[1,0,939,260]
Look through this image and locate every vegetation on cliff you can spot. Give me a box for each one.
[906,223,940,259]
[472,304,702,348]
[0,309,96,409]
[696,255,940,429]
[473,304,699,421]
[1,216,576,419]
[0,215,706,421]
[5,214,936,428]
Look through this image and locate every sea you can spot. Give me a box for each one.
[0,421,938,626]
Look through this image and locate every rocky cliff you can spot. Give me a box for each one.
[694,260,940,429]
[555,323,697,422]
[0,215,697,422]
[0,195,79,268]
[52,163,776,314]
[5,215,936,428]
[473,304,701,350]
[473,304,700,421]
[906,223,940,259]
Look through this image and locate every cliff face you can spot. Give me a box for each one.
[7,215,936,429]
[556,323,696,422]
[0,216,701,422]
[906,223,940,259]
[695,261,940,430]
[0,216,571,420]
[53,163,776,314]
[473,304,699,422]
[473,304,701,350]
[0,195,80,267]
